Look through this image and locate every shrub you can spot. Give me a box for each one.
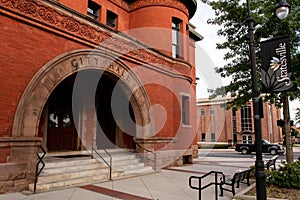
[198,143,229,149]
[267,158,300,189]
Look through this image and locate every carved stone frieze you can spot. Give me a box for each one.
[0,0,110,43]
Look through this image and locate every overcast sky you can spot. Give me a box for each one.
[190,0,298,121]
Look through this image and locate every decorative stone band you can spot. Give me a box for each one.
[0,137,42,148]
[129,0,189,18]
[0,137,42,163]
[102,0,192,18]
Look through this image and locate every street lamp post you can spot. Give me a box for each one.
[246,0,290,199]
[274,0,293,165]
[246,0,266,199]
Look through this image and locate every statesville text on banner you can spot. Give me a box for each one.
[260,36,295,93]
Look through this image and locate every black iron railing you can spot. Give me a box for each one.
[34,145,46,193]
[189,171,224,200]
[91,139,112,180]
[135,142,157,171]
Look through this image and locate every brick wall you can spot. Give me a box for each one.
[0,0,198,193]
[197,98,282,144]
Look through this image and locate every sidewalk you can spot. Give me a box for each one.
[1,147,299,200]
[0,155,253,200]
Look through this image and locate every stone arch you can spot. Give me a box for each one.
[12,49,153,138]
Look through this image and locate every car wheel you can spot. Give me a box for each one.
[241,148,249,154]
[270,149,277,155]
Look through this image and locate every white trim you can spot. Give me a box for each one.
[179,92,191,97]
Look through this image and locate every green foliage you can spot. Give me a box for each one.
[267,158,300,189]
[202,0,300,109]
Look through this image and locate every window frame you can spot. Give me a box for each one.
[172,17,182,58]
[87,0,100,20]
[201,133,206,142]
[241,105,252,131]
[181,93,190,126]
[210,107,215,115]
[211,133,216,142]
[200,108,205,116]
[232,109,237,134]
[106,10,118,28]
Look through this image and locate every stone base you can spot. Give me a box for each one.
[0,137,41,194]
[134,137,195,168]
[156,149,194,169]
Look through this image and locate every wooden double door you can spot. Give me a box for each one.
[46,77,77,151]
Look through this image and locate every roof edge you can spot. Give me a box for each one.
[180,0,197,19]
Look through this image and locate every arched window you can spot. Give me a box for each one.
[242,136,247,144]
[248,136,253,144]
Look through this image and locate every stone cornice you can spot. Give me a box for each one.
[0,0,192,80]
[128,0,189,18]
[124,0,197,18]
[0,137,42,147]
[181,0,197,18]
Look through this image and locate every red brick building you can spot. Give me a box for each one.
[0,0,201,193]
[197,97,283,145]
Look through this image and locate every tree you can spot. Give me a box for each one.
[202,0,300,163]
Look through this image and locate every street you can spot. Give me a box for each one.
[198,147,300,160]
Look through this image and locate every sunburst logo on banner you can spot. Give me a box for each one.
[270,57,281,71]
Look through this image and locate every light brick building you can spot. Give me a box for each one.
[0,0,201,193]
[197,97,283,145]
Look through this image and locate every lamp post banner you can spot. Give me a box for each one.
[260,36,294,93]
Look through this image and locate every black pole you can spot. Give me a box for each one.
[246,0,267,199]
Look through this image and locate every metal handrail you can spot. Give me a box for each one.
[135,142,157,171]
[189,171,224,200]
[91,139,112,180]
[34,145,46,193]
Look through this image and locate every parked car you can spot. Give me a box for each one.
[235,139,285,155]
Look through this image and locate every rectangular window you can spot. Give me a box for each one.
[200,108,205,116]
[87,0,100,20]
[211,133,216,142]
[210,108,215,115]
[182,95,190,125]
[172,18,181,58]
[106,10,118,28]
[232,109,237,133]
[241,105,252,131]
[201,133,206,142]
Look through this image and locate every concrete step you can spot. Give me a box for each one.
[43,158,98,169]
[41,162,104,175]
[112,166,154,178]
[37,168,109,184]
[94,153,137,162]
[31,150,155,192]
[29,174,108,191]
[113,162,145,171]
[123,166,154,175]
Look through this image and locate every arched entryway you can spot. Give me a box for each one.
[40,70,137,152]
[12,49,153,152]
[95,71,136,149]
